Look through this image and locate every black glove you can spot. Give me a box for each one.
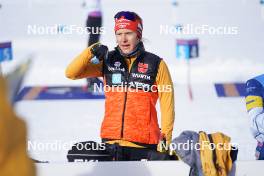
[91,43,108,61]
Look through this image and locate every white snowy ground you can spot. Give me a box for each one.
[1,0,264,163]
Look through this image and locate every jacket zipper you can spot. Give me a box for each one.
[120,89,128,138]
[120,57,135,138]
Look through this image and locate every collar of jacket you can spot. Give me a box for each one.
[115,41,145,58]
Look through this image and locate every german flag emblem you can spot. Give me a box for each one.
[138,62,148,73]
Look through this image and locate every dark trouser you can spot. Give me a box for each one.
[66,141,177,162]
[105,143,171,161]
[256,141,264,160]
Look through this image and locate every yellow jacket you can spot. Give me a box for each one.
[66,44,175,148]
[0,76,35,176]
[199,132,233,176]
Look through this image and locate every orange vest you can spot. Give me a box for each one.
[100,49,162,144]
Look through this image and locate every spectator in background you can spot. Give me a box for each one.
[245,74,264,160]
[83,0,103,91]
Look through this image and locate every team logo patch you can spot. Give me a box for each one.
[114,61,121,68]
[112,73,122,84]
[138,62,148,73]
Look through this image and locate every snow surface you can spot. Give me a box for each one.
[1,0,264,162]
[35,161,264,176]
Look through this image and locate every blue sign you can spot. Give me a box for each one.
[176,39,199,59]
[172,0,178,6]
[261,0,264,5]
[0,42,13,62]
